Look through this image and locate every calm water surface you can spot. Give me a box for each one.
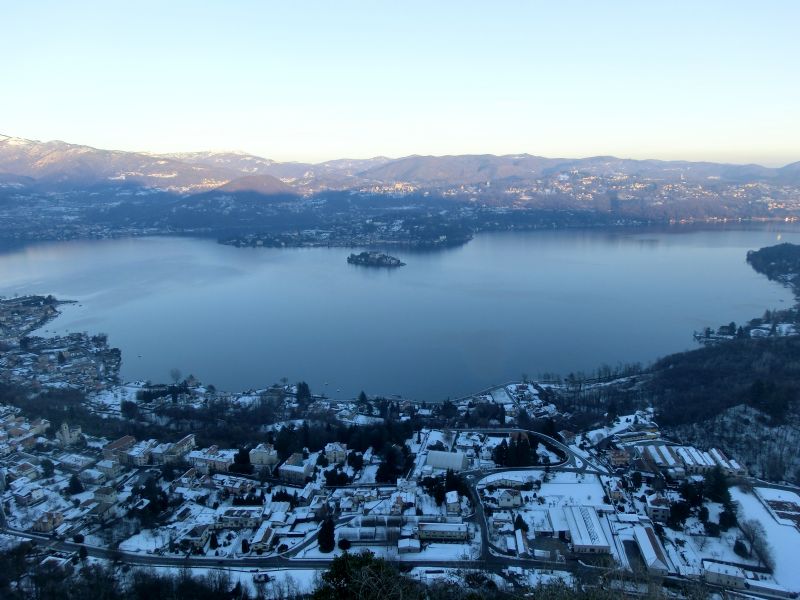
[1,226,798,401]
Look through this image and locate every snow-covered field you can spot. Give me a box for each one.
[354,464,378,484]
[538,476,606,507]
[119,529,169,553]
[87,383,144,414]
[480,471,607,507]
[732,486,800,592]
[490,387,512,405]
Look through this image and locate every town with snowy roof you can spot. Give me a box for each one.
[2,370,800,598]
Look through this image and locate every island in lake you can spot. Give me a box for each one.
[347,251,406,267]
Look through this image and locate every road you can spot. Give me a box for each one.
[2,526,580,575]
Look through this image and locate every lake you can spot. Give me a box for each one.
[1,225,798,401]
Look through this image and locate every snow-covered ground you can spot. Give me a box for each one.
[119,528,169,553]
[354,464,378,484]
[584,413,648,445]
[732,486,800,592]
[490,387,513,405]
[87,383,144,415]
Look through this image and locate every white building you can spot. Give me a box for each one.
[445,490,460,514]
[633,525,670,575]
[188,446,236,474]
[416,522,469,541]
[425,450,468,472]
[564,506,610,554]
[125,439,158,466]
[249,443,279,469]
[279,453,313,484]
[398,538,421,553]
[497,489,522,508]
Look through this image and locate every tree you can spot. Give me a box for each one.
[719,505,738,530]
[631,471,643,489]
[492,439,509,466]
[78,546,88,562]
[358,390,368,404]
[209,532,219,550]
[739,519,775,571]
[121,400,138,420]
[698,505,709,523]
[704,467,731,504]
[169,368,182,384]
[161,463,175,481]
[313,551,421,600]
[241,539,250,554]
[514,514,529,532]
[318,517,335,553]
[338,538,352,551]
[667,501,692,529]
[68,473,84,495]
[230,447,253,474]
[347,451,364,471]
[679,480,704,507]
[41,459,55,478]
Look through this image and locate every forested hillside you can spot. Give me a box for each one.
[649,336,800,428]
[746,242,800,290]
[647,331,800,483]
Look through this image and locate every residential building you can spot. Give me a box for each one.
[497,489,523,508]
[124,439,158,466]
[96,459,123,479]
[446,490,460,514]
[32,511,64,533]
[250,522,275,552]
[646,494,671,523]
[102,435,136,461]
[279,453,312,484]
[217,507,264,529]
[416,522,469,542]
[188,446,236,474]
[249,443,279,469]
[182,525,210,552]
[324,442,348,465]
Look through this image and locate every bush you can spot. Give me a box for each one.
[338,538,352,551]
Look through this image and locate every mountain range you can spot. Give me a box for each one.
[2,133,799,197]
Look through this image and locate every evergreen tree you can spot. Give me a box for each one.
[514,514,529,531]
[68,473,84,495]
[318,517,336,553]
[41,459,55,478]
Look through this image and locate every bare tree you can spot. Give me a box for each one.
[739,519,775,571]
[169,367,182,384]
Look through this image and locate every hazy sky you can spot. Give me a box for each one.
[2,1,798,165]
